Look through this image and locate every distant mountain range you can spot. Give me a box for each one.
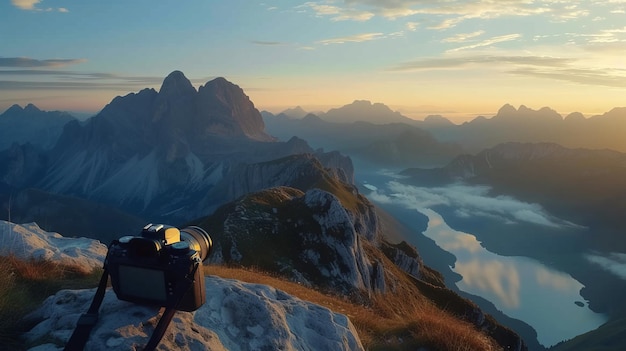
[425,104,626,153]
[262,109,461,168]
[264,100,626,168]
[401,142,626,251]
[0,103,75,150]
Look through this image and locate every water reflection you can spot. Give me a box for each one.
[419,206,606,347]
[364,181,607,347]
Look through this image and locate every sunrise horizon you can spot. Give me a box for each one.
[2,0,625,124]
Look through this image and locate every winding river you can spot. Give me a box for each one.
[359,172,607,347]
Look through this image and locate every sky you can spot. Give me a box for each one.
[1,0,626,123]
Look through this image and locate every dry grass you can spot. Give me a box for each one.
[0,255,101,350]
[206,264,501,351]
[0,253,499,350]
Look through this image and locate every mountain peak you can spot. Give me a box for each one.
[280,106,308,119]
[4,104,23,114]
[24,103,41,113]
[497,104,517,117]
[159,70,196,99]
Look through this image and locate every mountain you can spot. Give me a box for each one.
[0,103,76,150]
[279,105,308,119]
[0,72,355,229]
[263,113,462,168]
[422,104,626,153]
[320,100,418,125]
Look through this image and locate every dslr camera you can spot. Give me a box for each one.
[105,224,212,312]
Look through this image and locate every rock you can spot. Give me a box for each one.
[0,221,106,273]
[23,276,364,351]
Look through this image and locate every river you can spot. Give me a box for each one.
[358,171,607,348]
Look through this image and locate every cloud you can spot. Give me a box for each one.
[380,181,572,228]
[0,57,86,68]
[11,0,69,12]
[0,70,201,91]
[387,55,574,72]
[405,21,419,31]
[511,67,626,88]
[316,32,385,45]
[250,40,288,46]
[447,33,522,52]
[11,0,40,10]
[586,252,626,280]
[301,2,375,21]
[442,30,485,43]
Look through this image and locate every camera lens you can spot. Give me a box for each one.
[179,226,212,261]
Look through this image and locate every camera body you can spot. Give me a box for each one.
[105,224,212,312]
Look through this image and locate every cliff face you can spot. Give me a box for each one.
[203,187,386,295]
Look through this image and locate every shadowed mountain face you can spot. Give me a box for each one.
[0,72,354,235]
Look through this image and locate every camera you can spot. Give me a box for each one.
[105,224,212,312]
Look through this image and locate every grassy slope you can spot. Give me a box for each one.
[207,263,501,351]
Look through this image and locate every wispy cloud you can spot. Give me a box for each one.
[11,0,69,12]
[0,57,86,68]
[250,40,288,46]
[316,32,385,45]
[511,67,626,88]
[387,52,626,88]
[442,30,486,43]
[0,70,214,91]
[301,2,374,21]
[370,181,577,228]
[11,0,40,10]
[448,33,522,52]
[335,0,598,27]
[388,55,573,72]
[586,252,626,280]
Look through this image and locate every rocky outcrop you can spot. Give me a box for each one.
[380,241,422,279]
[203,187,385,295]
[24,276,364,351]
[0,221,107,273]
